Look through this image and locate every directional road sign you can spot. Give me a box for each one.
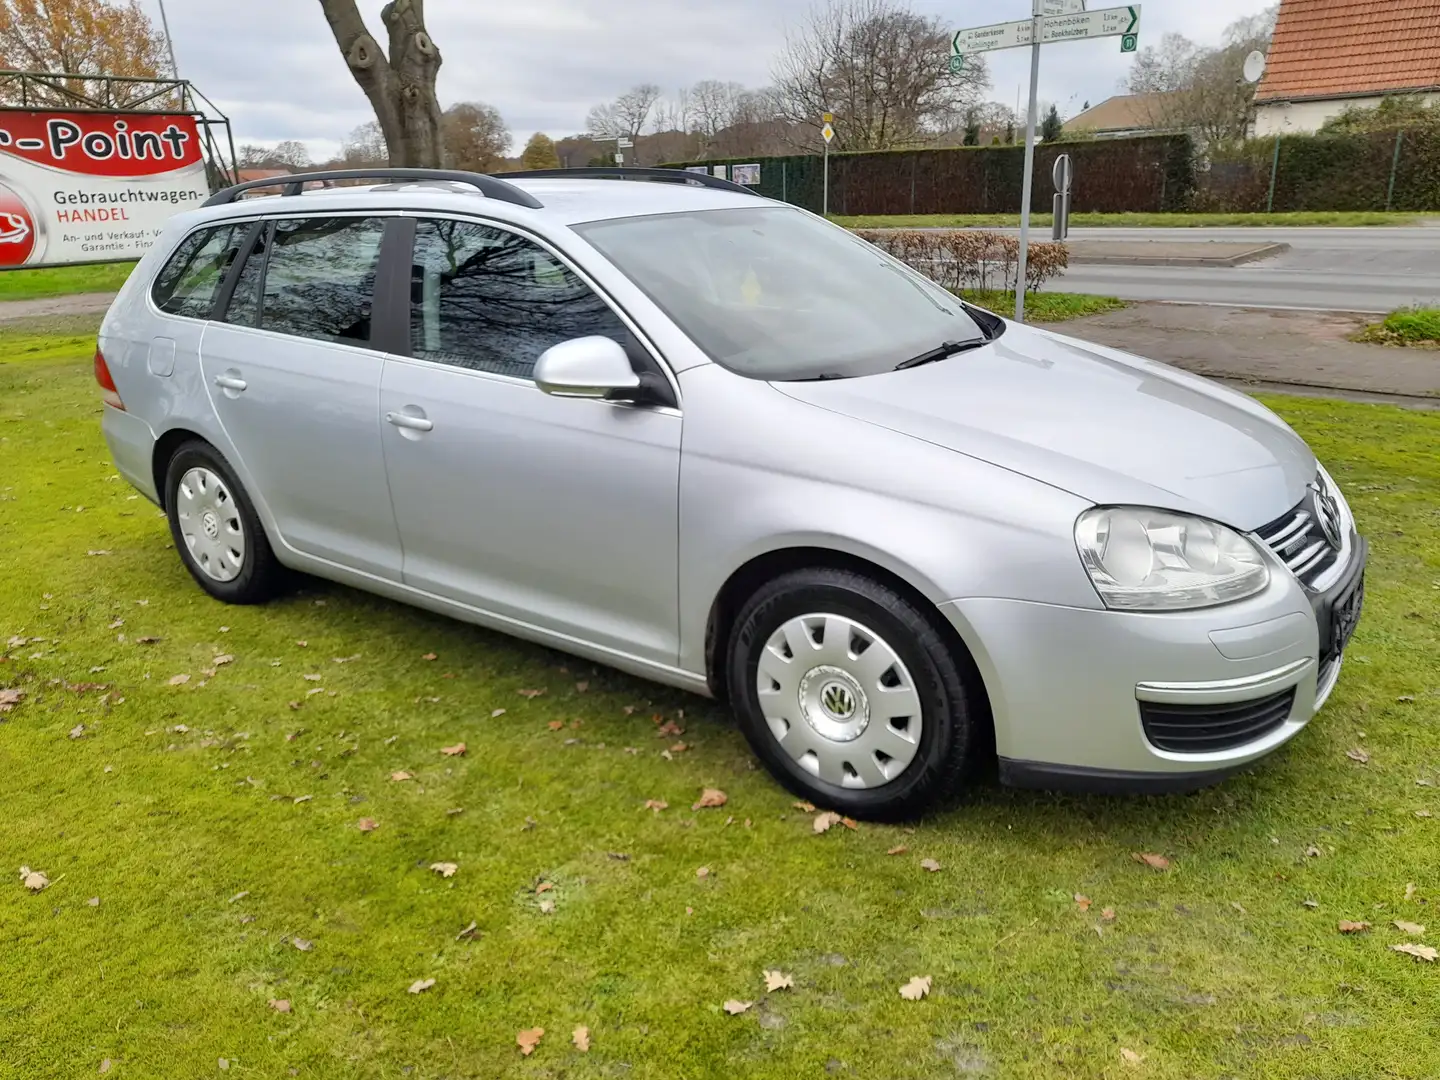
[1039,5,1139,43]
[1041,0,1086,13]
[953,19,1031,55]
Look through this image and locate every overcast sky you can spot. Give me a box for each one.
[148,0,1271,158]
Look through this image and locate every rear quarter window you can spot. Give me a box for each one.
[151,223,249,318]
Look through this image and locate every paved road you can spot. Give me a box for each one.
[1030,226,1440,312]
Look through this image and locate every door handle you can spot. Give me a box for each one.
[385,411,433,432]
[214,374,247,392]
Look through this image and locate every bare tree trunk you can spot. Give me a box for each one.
[318,0,443,168]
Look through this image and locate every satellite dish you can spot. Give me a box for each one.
[1243,50,1267,84]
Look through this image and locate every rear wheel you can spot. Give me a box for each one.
[164,441,280,604]
[726,567,975,820]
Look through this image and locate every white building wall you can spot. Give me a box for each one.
[1254,93,1440,136]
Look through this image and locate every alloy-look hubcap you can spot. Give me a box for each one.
[756,613,923,789]
[175,466,246,583]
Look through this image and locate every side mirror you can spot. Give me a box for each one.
[534,336,641,399]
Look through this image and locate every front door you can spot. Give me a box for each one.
[378,217,682,666]
[200,214,403,579]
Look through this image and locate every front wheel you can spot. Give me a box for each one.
[726,568,976,820]
[164,440,280,604]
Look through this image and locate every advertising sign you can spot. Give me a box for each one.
[0,109,211,268]
[731,163,760,186]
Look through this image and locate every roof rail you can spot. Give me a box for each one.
[501,166,761,196]
[202,168,544,209]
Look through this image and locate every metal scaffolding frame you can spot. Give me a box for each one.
[0,70,238,189]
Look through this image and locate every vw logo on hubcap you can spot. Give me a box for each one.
[821,682,856,719]
[201,510,220,540]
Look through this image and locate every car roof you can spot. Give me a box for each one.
[191,177,766,230]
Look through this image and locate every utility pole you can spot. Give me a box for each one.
[156,0,180,80]
[1014,0,1043,323]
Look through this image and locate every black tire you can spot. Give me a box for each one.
[163,440,281,605]
[727,567,975,821]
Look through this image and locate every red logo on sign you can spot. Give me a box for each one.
[0,182,37,267]
[0,110,203,177]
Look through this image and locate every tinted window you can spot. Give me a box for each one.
[257,217,386,345]
[410,218,628,379]
[151,224,247,318]
[222,223,268,327]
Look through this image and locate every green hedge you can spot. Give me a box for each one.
[664,135,1195,216]
[1201,126,1440,212]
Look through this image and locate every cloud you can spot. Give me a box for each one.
[149,0,1274,155]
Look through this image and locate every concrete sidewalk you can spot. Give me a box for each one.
[1053,303,1440,407]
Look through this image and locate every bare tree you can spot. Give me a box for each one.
[690,80,745,141]
[586,83,662,139]
[442,101,509,171]
[271,140,312,168]
[342,120,388,166]
[772,0,989,152]
[317,0,443,168]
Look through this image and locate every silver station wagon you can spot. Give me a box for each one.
[97,167,1366,818]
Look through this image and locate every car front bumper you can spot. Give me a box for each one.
[940,536,1366,794]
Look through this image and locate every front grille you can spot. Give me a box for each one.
[1255,475,1344,588]
[1140,688,1296,753]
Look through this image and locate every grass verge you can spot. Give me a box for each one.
[833,211,1423,229]
[961,290,1128,322]
[0,261,135,301]
[3,321,1439,1078]
[1352,307,1440,347]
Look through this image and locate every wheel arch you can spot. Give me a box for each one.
[704,546,994,751]
[151,426,207,512]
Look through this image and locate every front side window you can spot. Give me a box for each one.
[575,206,986,381]
[151,223,248,318]
[251,217,386,345]
[410,218,628,379]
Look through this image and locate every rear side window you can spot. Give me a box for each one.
[257,217,386,345]
[409,218,628,378]
[151,224,247,318]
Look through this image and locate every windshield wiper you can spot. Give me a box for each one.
[893,338,988,371]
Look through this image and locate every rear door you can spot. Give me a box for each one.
[200,214,405,579]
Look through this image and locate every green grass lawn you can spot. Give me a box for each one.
[3,320,1439,1079]
[0,261,135,301]
[961,290,1128,322]
[833,211,1424,230]
[1353,307,1440,347]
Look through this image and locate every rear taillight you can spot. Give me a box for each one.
[94,347,124,411]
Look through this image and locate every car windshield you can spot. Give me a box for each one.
[573,205,987,381]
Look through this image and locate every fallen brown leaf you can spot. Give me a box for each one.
[69,724,86,739]
[1338,920,1371,933]
[1392,943,1438,962]
[1345,747,1370,764]
[670,741,689,753]
[1231,901,1247,914]
[213,654,234,667]
[390,770,412,782]
[644,799,668,812]
[491,708,506,717]
[572,1024,590,1051]
[136,636,160,645]
[20,866,49,892]
[1303,898,1320,909]
[722,999,754,1015]
[1120,1048,1144,1065]
[1131,852,1170,870]
[430,862,458,878]
[792,800,816,812]
[1074,894,1092,912]
[764,970,794,992]
[292,937,314,951]
[357,818,379,833]
[1406,883,1417,901]
[575,681,589,693]
[408,977,436,994]
[887,845,908,855]
[268,998,291,1013]
[439,742,466,757]
[692,788,727,810]
[547,720,564,730]
[1395,920,1426,936]
[536,882,554,893]
[841,817,858,829]
[538,898,556,914]
[518,688,545,699]
[656,719,684,737]
[421,653,437,661]
[1417,810,1434,819]
[1101,907,1117,922]
[813,811,842,834]
[1306,844,1322,858]
[920,858,941,873]
[898,975,931,1000]
[517,1027,544,1055]
[99,1058,113,1074]
[167,674,190,686]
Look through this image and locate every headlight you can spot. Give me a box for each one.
[1075,507,1270,611]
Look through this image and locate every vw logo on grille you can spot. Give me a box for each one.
[1310,479,1342,551]
[821,682,856,719]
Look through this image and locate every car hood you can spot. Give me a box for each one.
[773,321,1314,531]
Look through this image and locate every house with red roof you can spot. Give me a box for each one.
[1253,0,1440,134]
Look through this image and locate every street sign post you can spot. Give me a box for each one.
[1051,153,1073,240]
[821,114,835,217]
[949,2,1141,321]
